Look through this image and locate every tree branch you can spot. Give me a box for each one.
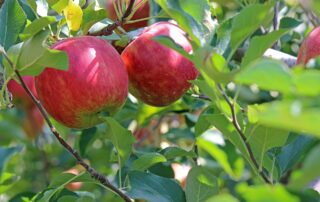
[299,1,320,27]
[272,2,280,49]
[89,0,136,36]
[0,49,132,202]
[217,84,272,184]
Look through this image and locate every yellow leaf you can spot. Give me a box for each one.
[63,0,83,31]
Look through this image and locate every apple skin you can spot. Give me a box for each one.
[106,0,150,31]
[7,76,38,109]
[297,27,320,64]
[121,22,198,106]
[35,36,128,129]
[65,168,83,191]
[22,106,44,139]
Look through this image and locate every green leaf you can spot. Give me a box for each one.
[18,0,37,20]
[0,145,23,175]
[248,100,320,138]
[185,166,219,202]
[33,188,60,202]
[235,59,293,94]
[79,127,98,156]
[245,125,289,172]
[289,145,320,190]
[2,42,23,77]
[229,4,273,58]
[128,171,185,202]
[16,30,49,71]
[215,19,232,55]
[275,135,317,175]
[160,147,196,160]
[104,117,135,167]
[26,0,37,13]
[237,184,299,202]
[36,172,94,201]
[155,0,208,46]
[81,4,107,34]
[0,0,27,50]
[20,47,69,76]
[195,105,259,176]
[206,194,239,202]
[241,17,301,67]
[50,172,94,188]
[35,188,79,202]
[0,172,19,194]
[3,30,69,76]
[47,0,68,13]
[293,70,320,96]
[136,101,189,125]
[153,35,192,60]
[131,153,167,171]
[192,80,217,105]
[198,138,244,180]
[19,16,57,40]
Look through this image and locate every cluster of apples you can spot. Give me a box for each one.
[9,0,319,133]
[8,0,198,130]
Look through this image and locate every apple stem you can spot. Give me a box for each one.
[217,84,272,184]
[0,49,133,202]
[89,0,136,36]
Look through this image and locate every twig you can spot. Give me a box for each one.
[193,143,198,166]
[299,2,320,27]
[89,0,136,36]
[272,2,280,49]
[217,84,272,184]
[0,49,132,202]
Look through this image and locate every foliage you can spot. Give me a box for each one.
[0,0,320,201]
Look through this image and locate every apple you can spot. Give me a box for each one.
[133,127,152,141]
[35,36,128,129]
[297,27,320,64]
[65,168,83,191]
[22,106,44,139]
[7,76,38,109]
[106,0,150,31]
[121,22,198,106]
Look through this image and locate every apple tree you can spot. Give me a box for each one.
[0,0,320,201]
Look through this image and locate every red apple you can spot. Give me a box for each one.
[297,27,320,64]
[121,22,198,106]
[35,36,128,129]
[22,106,44,139]
[7,76,38,109]
[106,0,150,31]
[133,127,151,140]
